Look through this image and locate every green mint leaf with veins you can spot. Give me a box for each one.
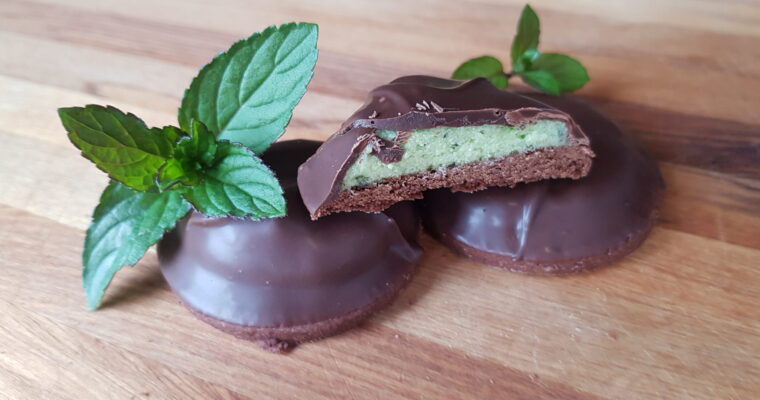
[59,105,181,191]
[523,53,589,93]
[451,56,508,89]
[179,22,318,154]
[182,141,285,218]
[83,180,190,310]
[511,4,540,72]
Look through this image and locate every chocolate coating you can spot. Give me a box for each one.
[297,76,590,218]
[157,140,421,327]
[421,95,664,273]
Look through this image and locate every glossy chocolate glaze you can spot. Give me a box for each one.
[297,76,590,218]
[157,140,421,327]
[421,95,664,266]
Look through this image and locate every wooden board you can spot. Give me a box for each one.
[1,1,759,398]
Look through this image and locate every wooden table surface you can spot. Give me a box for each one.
[2,0,759,399]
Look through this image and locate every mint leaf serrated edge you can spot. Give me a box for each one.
[59,105,180,191]
[83,181,191,310]
[178,22,318,154]
[182,141,285,218]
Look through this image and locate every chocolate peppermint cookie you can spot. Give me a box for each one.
[420,95,663,274]
[298,76,594,219]
[158,140,422,351]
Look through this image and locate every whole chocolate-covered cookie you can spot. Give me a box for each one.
[158,140,421,352]
[420,95,664,274]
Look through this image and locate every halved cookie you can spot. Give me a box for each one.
[298,76,594,219]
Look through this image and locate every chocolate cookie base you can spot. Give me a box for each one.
[181,265,415,353]
[314,145,592,218]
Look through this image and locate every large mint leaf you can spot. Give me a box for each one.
[511,5,540,72]
[182,142,285,218]
[179,23,318,154]
[528,53,589,93]
[59,105,180,191]
[83,181,190,310]
[451,56,508,89]
[520,69,561,95]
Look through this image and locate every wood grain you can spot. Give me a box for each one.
[1,0,759,399]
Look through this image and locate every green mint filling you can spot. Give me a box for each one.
[342,120,567,189]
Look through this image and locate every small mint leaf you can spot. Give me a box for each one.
[452,56,508,89]
[156,158,198,191]
[520,69,561,95]
[182,142,285,218]
[528,53,589,93]
[83,181,191,310]
[179,22,318,154]
[177,120,218,167]
[161,125,185,144]
[156,121,218,191]
[511,5,540,71]
[516,48,541,72]
[59,105,178,191]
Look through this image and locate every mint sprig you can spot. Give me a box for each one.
[452,4,589,95]
[179,22,318,154]
[58,22,318,309]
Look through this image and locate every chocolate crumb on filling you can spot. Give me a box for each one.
[298,76,595,219]
[369,135,405,163]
